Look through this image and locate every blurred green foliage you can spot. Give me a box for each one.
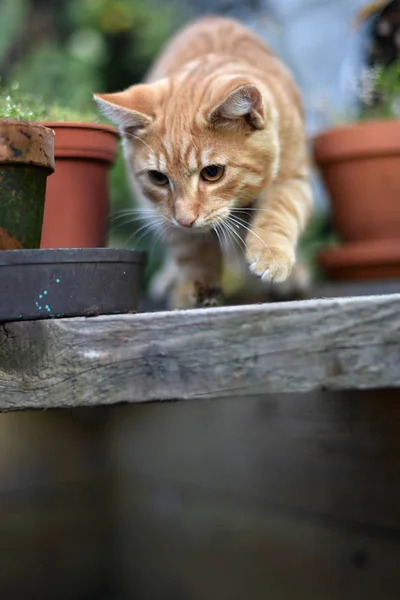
[1,0,182,109]
[0,0,27,61]
[0,85,97,121]
[0,0,183,287]
[359,60,400,119]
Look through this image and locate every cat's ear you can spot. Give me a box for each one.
[208,82,264,130]
[93,85,154,135]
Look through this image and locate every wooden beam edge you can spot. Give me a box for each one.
[0,293,399,410]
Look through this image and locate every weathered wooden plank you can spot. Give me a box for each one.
[107,390,400,530]
[0,294,400,410]
[0,409,112,597]
[109,392,400,598]
[114,479,400,600]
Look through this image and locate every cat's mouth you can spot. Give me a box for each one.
[172,212,228,232]
[170,208,250,235]
[171,218,213,235]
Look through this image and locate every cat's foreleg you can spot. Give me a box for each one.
[244,175,312,282]
[151,230,223,309]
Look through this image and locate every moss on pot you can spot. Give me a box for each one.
[0,119,54,249]
[0,87,98,123]
[0,165,50,249]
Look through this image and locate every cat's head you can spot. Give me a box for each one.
[94,75,279,230]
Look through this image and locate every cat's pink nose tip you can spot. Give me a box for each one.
[177,216,196,228]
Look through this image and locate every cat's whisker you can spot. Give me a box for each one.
[129,218,166,247]
[221,220,245,270]
[111,213,143,223]
[142,228,166,265]
[212,223,224,252]
[131,229,159,249]
[227,215,273,258]
[224,219,247,251]
[218,221,231,254]
[133,216,165,233]
[113,207,156,215]
[110,215,155,233]
[123,132,156,155]
[158,220,176,245]
[228,214,267,234]
[110,218,147,234]
[232,206,273,212]
[110,208,158,226]
[111,214,158,224]
[160,222,172,243]
[228,214,263,236]
[213,217,233,253]
[110,208,164,237]
[125,228,152,249]
[112,211,159,230]
[150,223,167,250]
[233,208,275,214]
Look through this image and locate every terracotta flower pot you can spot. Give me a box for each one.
[0,119,54,250]
[313,119,400,242]
[40,122,118,249]
[314,119,400,281]
[318,239,400,281]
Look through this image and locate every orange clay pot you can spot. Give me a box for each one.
[318,239,400,281]
[40,123,118,249]
[313,119,400,242]
[314,119,400,281]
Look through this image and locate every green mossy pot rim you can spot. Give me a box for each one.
[0,118,55,171]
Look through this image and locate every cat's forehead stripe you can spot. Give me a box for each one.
[187,147,197,171]
[162,140,174,161]
[146,154,159,170]
[158,151,167,173]
[188,173,199,194]
[180,138,194,165]
[201,149,212,165]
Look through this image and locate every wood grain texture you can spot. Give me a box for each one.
[1,294,400,410]
[108,390,400,530]
[108,392,400,598]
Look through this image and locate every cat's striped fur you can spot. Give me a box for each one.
[95,16,312,308]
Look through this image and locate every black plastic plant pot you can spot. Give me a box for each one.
[0,119,54,250]
[0,248,146,322]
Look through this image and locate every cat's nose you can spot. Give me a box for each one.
[177,215,196,228]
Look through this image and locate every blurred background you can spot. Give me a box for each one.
[1,0,397,289]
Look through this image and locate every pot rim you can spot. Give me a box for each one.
[40,122,119,162]
[0,248,146,266]
[318,239,400,268]
[313,118,400,164]
[41,121,119,136]
[0,119,55,170]
[0,117,54,132]
[313,118,400,139]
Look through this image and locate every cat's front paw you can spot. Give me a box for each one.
[246,238,295,283]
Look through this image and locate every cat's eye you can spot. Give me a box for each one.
[200,165,225,182]
[148,170,169,186]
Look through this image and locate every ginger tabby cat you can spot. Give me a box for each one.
[95,16,312,308]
